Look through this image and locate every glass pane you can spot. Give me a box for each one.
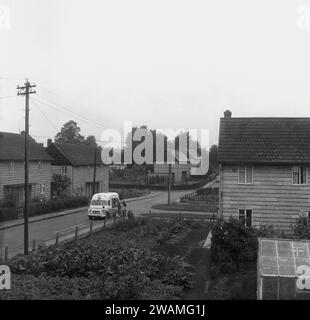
[301,167,307,184]
[293,171,300,184]
[261,240,277,256]
[239,209,245,225]
[246,210,252,227]
[261,256,279,276]
[91,200,108,206]
[239,167,245,183]
[246,167,253,183]
[262,277,279,300]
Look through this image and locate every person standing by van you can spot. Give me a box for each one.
[122,200,127,218]
[117,200,122,218]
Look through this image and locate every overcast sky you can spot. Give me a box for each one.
[1,0,310,146]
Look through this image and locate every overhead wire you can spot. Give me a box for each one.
[30,97,59,131]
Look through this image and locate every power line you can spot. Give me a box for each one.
[30,91,128,145]
[38,84,110,129]
[34,94,106,129]
[30,97,59,131]
[30,97,125,145]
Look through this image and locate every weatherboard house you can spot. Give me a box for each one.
[0,132,53,207]
[218,110,310,231]
[46,141,109,198]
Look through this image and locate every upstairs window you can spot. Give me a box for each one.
[9,161,14,172]
[292,166,307,185]
[40,184,45,195]
[239,209,253,227]
[238,166,253,184]
[38,161,43,170]
[61,166,68,175]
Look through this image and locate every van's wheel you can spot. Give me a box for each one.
[89,216,93,220]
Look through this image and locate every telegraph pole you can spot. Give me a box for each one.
[17,80,36,255]
[93,147,97,196]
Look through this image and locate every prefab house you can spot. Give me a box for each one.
[46,142,109,198]
[0,132,52,206]
[218,111,310,232]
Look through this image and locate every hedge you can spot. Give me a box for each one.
[0,207,18,222]
[0,197,89,223]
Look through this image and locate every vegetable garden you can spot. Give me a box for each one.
[0,217,210,300]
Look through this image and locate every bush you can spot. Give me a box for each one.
[28,197,89,218]
[211,217,275,272]
[211,218,257,268]
[0,207,18,222]
[292,216,310,239]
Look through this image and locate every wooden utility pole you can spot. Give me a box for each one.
[93,147,97,196]
[168,163,172,204]
[17,80,36,255]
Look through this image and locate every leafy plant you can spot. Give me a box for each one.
[292,216,310,239]
[210,217,275,272]
[4,218,197,300]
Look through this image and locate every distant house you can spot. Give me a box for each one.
[218,110,310,231]
[0,132,52,207]
[46,141,109,198]
[152,163,193,184]
[149,150,198,185]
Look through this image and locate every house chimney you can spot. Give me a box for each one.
[224,110,232,118]
[47,139,52,147]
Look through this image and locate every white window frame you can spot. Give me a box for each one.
[292,166,308,185]
[238,166,254,184]
[238,208,253,227]
[40,184,45,195]
[61,165,68,175]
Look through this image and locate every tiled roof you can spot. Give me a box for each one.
[0,132,52,161]
[218,117,310,164]
[46,143,103,166]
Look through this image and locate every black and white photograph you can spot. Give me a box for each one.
[1,0,310,308]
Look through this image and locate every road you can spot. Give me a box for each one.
[0,189,192,259]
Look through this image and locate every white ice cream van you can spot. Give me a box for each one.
[88,192,120,220]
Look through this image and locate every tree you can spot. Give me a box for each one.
[174,131,202,160]
[123,126,168,167]
[83,135,97,148]
[55,120,85,144]
[209,145,218,174]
